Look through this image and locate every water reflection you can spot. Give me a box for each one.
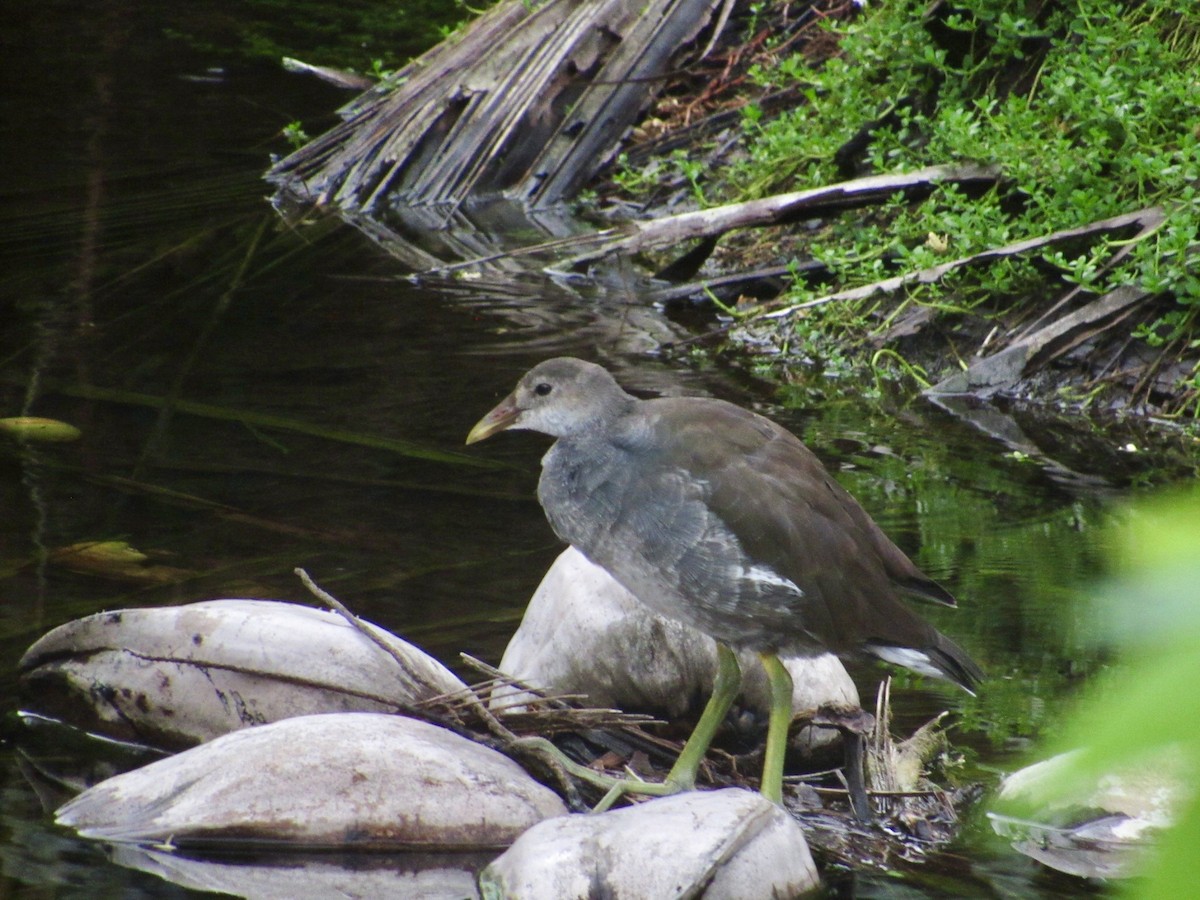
[104,846,492,900]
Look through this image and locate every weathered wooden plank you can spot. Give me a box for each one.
[267,0,725,218]
[929,285,1153,396]
[527,0,726,203]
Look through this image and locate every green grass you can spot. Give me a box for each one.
[718,0,1200,414]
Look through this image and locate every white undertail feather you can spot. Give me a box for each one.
[864,644,944,679]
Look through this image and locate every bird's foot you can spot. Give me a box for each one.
[592,772,686,813]
[512,736,687,813]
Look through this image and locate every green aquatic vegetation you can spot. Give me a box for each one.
[282,120,310,149]
[734,0,1200,407]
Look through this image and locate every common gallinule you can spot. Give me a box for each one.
[467,358,982,817]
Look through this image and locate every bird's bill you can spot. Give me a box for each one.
[465,393,521,444]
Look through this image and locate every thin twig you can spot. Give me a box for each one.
[460,652,575,710]
[295,567,415,673]
[294,568,596,806]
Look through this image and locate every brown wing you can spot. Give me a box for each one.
[634,397,981,688]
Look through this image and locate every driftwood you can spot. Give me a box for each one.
[924,206,1164,395]
[424,164,1000,275]
[663,205,1162,350]
[267,0,726,218]
[281,57,374,91]
[559,163,1001,267]
[930,284,1152,396]
[745,206,1164,325]
[414,164,1000,280]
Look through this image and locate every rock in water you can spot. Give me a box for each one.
[19,599,467,749]
[480,788,820,898]
[56,713,566,849]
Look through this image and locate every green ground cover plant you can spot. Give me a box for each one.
[720,0,1200,415]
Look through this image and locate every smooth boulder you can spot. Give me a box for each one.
[480,787,819,898]
[19,599,467,749]
[495,547,859,752]
[56,712,566,849]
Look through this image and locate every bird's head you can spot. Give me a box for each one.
[466,357,632,443]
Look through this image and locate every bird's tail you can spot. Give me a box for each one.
[864,630,984,695]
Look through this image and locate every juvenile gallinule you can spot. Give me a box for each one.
[467,358,982,818]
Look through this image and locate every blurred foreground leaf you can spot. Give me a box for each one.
[997,487,1200,897]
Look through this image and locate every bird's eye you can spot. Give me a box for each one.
[534,383,553,396]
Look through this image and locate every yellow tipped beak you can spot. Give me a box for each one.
[466,394,521,445]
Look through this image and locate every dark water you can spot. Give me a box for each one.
[1,2,1191,897]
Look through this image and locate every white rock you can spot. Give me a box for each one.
[19,599,467,748]
[480,787,819,898]
[56,712,566,848]
[495,547,858,752]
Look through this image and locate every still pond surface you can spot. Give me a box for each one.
[1,2,1192,896]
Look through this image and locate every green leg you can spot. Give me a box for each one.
[593,641,741,812]
[758,652,794,805]
[665,642,742,790]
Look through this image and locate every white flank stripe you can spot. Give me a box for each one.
[741,564,804,596]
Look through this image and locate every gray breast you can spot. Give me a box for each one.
[537,437,812,650]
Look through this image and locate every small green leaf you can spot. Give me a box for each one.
[0,416,83,442]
